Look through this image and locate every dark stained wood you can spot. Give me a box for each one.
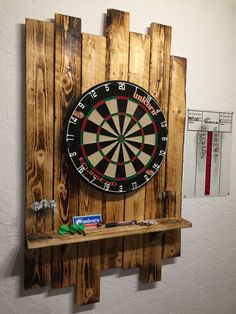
[25,19,54,288]
[24,249,51,289]
[76,243,101,306]
[140,233,162,283]
[141,23,172,283]
[123,32,150,269]
[163,229,181,258]
[75,32,106,305]
[51,244,77,287]
[163,56,187,259]
[164,191,177,218]
[102,9,130,270]
[52,13,81,288]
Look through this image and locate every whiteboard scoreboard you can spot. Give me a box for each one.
[183,110,233,198]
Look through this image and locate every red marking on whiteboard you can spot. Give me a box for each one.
[205,131,213,195]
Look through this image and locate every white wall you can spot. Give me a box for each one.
[0,0,236,313]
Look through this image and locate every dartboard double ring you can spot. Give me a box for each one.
[64,81,168,193]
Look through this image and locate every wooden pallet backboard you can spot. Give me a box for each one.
[24,9,189,306]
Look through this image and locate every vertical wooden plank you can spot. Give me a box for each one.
[52,13,81,288]
[24,249,44,288]
[101,9,130,270]
[75,33,106,306]
[165,56,186,218]
[145,23,172,219]
[140,23,172,282]
[106,9,129,81]
[25,18,54,237]
[25,19,54,288]
[163,56,187,258]
[76,243,101,306]
[128,33,150,89]
[140,232,162,283]
[123,32,150,269]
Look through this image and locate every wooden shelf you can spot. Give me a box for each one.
[26,218,192,249]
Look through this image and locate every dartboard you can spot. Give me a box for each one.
[64,81,168,193]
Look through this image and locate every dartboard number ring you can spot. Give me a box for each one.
[64,81,168,193]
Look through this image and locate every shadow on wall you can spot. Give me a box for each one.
[0,22,31,297]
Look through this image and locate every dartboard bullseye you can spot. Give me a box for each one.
[64,81,168,193]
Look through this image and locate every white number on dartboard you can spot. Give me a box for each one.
[78,102,85,109]
[144,175,149,181]
[66,134,74,141]
[118,82,125,90]
[69,117,77,124]
[104,183,110,191]
[70,152,77,157]
[152,163,160,170]
[132,182,137,190]
[159,150,166,156]
[77,165,85,174]
[90,90,97,99]
[90,176,97,183]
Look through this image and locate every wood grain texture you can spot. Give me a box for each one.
[163,56,187,259]
[76,243,101,306]
[52,13,81,288]
[27,219,192,249]
[128,33,150,89]
[102,9,130,270]
[25,19,54,288]
[123,32,150,269]
[141,23,172,283]
[25,19,54,234]
[140,233,162,283]
[51,244,77,288]
[75,33,106,306]
[106,9,129,80]
[79,33,105,215]
[24,248,52,288]
[165,56,186,217]
[24,12,189,304]
[145,23,172,219]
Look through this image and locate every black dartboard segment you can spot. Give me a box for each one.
[64,81,168,193]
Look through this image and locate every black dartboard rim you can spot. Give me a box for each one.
[64,80,168,193]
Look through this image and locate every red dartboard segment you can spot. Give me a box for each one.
[116,96,128,100]
[94,99,105,109]
[64,81,168,193]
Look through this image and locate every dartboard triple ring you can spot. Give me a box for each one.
[64,81,168,193]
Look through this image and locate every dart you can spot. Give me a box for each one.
[49,200,56,230]
[31,201,41,227]
[40,199,49,230]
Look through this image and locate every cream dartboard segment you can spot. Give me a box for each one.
[64,81,168,193]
